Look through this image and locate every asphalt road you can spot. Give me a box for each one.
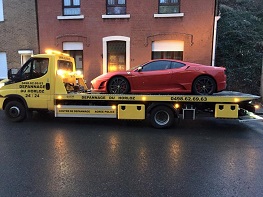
[1,111,263,197]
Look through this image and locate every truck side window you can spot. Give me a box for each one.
[18,58,49,81]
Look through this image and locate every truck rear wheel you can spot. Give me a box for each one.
[5,101,27,122]
[150,106,174,129]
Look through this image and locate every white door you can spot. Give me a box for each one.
[0,52,8,79]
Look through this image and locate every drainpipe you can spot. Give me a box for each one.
[212,16,220,66]
[261,55,263,101]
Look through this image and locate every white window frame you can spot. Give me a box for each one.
[0,0,4,21]
[57,0,84,20]
[18,50,33,66]
[102,36,130,74]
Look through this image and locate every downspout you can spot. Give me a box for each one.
[35,0,40,54]
[212,16,220,66]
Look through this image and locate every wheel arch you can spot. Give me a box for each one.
[192,74,218,92]
[147,102,179,118]
[3,95,28,110]
[107,75,131,93]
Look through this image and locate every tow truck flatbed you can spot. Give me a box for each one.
[55,91,260,103]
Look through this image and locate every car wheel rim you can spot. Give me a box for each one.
[195,78,214,94]
[109,78,128,94]
[9,106,20,118]
[154,110,169,126]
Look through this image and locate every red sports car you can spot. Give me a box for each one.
[90,59,226,95]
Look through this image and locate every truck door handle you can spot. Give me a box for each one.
[46,83,50,90]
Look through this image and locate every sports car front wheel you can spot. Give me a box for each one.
[107,77,130,94]
[192,76,216,95]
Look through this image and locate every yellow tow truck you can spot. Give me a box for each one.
[0,50,261,128]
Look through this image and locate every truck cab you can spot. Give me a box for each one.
[0,50,87,121]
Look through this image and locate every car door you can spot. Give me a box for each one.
[169,61,191,91]
[131,60,173,92]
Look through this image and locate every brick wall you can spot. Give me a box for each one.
[37,0,216,82]
[0,0,39,69]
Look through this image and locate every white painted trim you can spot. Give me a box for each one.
[63,42,83,50]
[0,0,4,21]
[18,50,33,54]
[103,36,130,74]
[212,16,220,66]
[102,14,130,19]
[57,15,84,20]
[152,40,184,52]
[154,13,184,18]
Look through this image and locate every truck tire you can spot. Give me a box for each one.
[5,101,27,122]
[150,106,174,129]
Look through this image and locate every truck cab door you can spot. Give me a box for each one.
[15,58,51,109]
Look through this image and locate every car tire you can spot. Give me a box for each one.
[5,101,27,122]
[192,76,216,95]
[108,77,130,94]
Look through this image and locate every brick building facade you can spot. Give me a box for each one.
[0,0,39,79]
[37,0,218,83]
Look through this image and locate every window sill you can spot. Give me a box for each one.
[154,13,184,18]
[57,15,85,20]
[102,14,130,19]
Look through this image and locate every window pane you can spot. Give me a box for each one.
[58,60,73,72]
[73,0,80,6]
[171,62,185,69]
[152,51,183,60]
[160,0,168,3]
[33,59,49,76]
[118,0,125,5]
[64,50,83,70]
[159,5,179,14]
[64,0,70,6]
[64,8,81,15]
[107,7,126,15]
[108,0,115,5]
[152,52,161,59]
[142,61,171,72]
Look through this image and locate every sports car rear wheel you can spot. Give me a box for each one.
[108,77,130,94]
[192,76,216,95]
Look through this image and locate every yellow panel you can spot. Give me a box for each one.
[118,104,145,120]
[55,105,116,118]
[215,104,239,118]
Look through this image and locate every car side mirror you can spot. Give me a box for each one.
[137,66,143,72]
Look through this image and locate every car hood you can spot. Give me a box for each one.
[91,71,131,82]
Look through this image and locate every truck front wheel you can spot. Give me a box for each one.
[150,106,175,129]
[5,101,27,122]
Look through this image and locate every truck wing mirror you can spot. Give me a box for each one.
[8,68,18,80]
